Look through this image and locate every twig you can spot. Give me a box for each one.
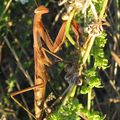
[0,41,5,65]
[99,0,108,19]
[4,36,33,86]
[111,51,120,67]
[111,111,117,120]
[8,29,30,60]
[15,81,33,120]
[61,84,77,106]
[2,64,33,120]
[109,80,120,96]
[109,97,120,103]
[0,0,13,20]
[52,8,64,27]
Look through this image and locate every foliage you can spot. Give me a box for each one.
[49,98,105,120]
[91,32,108,69]
[48,0,109,119]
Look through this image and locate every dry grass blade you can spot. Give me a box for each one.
[4,36,33,86]
[0,0,13,20]
[0,41,4,65]
[111,51,120,67]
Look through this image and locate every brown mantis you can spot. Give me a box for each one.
[11,5,80,120]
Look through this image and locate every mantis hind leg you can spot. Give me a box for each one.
[10,83,45,120]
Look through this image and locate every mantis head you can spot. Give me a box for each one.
[34,5,49,14]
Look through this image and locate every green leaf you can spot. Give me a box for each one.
[88,77,103,88]
[80,85,91,94]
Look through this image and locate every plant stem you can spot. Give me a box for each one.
[99,0,108,19]
[87,89,92,110]
[82,36,95,65]
[116,0,120,40]
[0,0,13,20]
[4,36,33,86]
[61,84,77,106]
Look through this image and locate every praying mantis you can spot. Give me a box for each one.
[11,5,81,120]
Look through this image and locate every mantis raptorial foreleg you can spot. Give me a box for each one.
[64,10,77,47]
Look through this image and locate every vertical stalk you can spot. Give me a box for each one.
[82,36,95,65]
[87,89,92,110]
[61,84,77,106]
[0,0,13,20]
[99,0,108,19]
[116,0,120,40]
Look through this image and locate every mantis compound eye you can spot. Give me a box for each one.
[34,5,49,14]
